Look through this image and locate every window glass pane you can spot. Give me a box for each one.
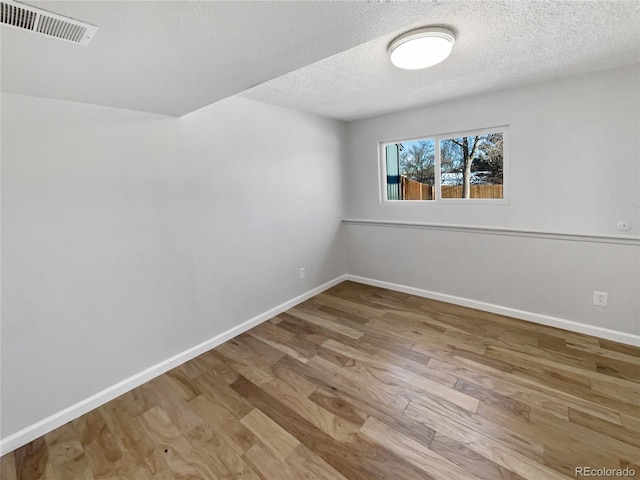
[385,139,435,200]
[439,132,503,199]
[386,144,401,200]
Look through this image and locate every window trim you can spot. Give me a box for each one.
[379,125,510,205]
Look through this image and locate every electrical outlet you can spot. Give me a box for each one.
[593,291,608,307]
[299,267,305,279]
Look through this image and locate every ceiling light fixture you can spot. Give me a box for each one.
[388,27,456,70]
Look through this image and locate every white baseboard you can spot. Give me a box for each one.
[346,275,640,347]
[0,274,349,456]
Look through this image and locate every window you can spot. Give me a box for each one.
[382,127,507,202]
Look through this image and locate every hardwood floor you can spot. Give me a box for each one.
[2,281,639,479]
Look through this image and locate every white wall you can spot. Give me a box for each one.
[345,65,640,341]
[1,94,347,441]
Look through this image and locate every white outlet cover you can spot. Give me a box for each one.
[593,291,608,307]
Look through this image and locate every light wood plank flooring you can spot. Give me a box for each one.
[2,281,639,479]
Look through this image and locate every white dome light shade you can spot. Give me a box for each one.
[389,27,456,70]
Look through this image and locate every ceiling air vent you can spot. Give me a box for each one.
[0,0,97,46]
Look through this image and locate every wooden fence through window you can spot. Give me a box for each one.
[400,176,503,200]
[400,176,434,200]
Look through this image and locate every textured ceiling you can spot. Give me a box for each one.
[2,1,639,120]
[1,1,464,117]
[241,0,640,121]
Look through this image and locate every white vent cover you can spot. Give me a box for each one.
[0,0,97,46]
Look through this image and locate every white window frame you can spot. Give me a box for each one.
[379,125,510,205]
